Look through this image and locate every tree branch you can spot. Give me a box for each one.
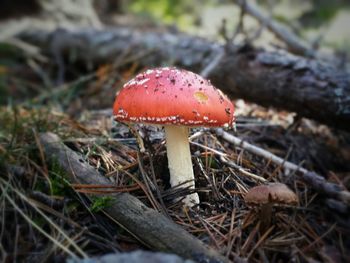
[233,0,315,57]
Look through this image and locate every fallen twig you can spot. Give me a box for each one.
[233,0,315,57]
[216,128,350,205]
[190,140,266,183]
[39,132,229,262]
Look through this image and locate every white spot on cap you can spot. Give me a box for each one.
[145,69,154,75]
[117,108,128,118]
[138,78,149,85]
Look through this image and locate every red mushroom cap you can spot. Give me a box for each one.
[113,67,235,127]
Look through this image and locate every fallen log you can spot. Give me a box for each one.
[39,132,230,263]
[19,28,350,131]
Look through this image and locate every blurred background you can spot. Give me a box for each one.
[1,0,350,48]
[1,0,349,105]
[110,0,350,51]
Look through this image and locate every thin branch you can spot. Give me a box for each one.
[190,141,266,183]
[233,0,315,57]
[200,49,225,78]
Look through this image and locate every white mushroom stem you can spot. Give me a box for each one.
[164,125,200,206]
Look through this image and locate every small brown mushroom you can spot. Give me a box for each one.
[244,183,298,232]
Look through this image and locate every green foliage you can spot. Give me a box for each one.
[298,0,350,28]
[32,215,47,229]
[202,155,219,169]
[0,107,61,152]
[0,42,22,60]
[0,106,77,197]
[129,0,184,21]
[48,159,72,196]
[127,0,215,29]
[90,196,115,212]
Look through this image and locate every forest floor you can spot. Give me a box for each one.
[0,34,350,263]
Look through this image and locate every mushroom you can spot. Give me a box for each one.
[113,67,235,206]
[244,183,298,232]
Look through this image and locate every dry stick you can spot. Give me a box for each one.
[201,49,225,79]
[216,128,350,205]
[1,38,47,62]
[226,209,237,258]
[136,152,161,211]
[190,141,266,183]
[39,132,229,262]
[220,155,267,183]
[233,0,315,57]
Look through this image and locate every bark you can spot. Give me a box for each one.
[210,47,350,131]
[20,28,350,131]
[39,132,229,263]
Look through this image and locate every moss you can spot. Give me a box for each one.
[90,196,115,212]
[201,155,219,169]
[0,42,23,59]
[47,158,72,196]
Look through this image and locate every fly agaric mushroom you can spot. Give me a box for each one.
[244,183,298,232]
[113,67,235,206]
